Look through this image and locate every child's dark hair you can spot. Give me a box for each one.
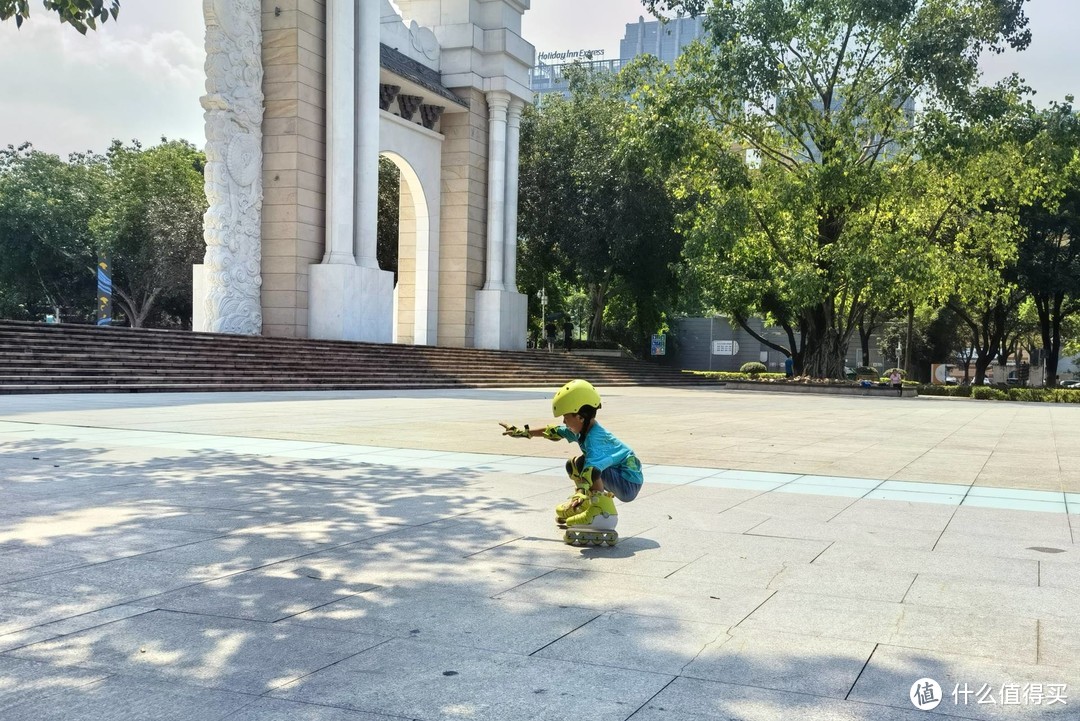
[577,404,598,442]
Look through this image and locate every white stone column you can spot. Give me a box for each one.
[483,91,511,291]
[502,98,524,293]
[324,0,356,265]
[355,0,380,269]
[308,0,394,343]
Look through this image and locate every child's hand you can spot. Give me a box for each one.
[499,422,531,438]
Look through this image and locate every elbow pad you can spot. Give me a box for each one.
[542,424,562,441]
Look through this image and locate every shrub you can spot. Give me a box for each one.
[884,368,907,378]
[693,371,789,381]
[971,386,1007,401]
[1046,388,1080,403]
[739,362,769,377]
[1007,388,1045,403]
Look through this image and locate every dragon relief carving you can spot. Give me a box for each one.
[201,0,263,335]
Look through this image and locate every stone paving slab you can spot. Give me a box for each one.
[680,628,877,699]
[0,674,256,721]
[493,567,774,626]
[0,388,1078,719]
[628,675,932,720]
[532,610,728,676]
[0,655,109,714]
[7,610,387,695]
[738,591,1039,664]
[284,585,601,655]
[849,645,1079,720]
[270,637,673,721]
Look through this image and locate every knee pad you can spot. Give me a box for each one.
[565,456,585,480]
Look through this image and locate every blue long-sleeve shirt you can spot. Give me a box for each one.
[551,421,643,485]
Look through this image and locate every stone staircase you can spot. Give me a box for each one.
[0,320,716,394]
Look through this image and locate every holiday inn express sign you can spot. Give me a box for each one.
[537,48,606,62]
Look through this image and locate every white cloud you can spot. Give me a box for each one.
[0,9,206,156]
[56,26,204,86]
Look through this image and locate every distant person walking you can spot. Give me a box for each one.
[562,321,573,351]
[545,322,557,351]
[889,369,903,397]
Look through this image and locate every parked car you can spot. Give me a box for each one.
[1061,379,1080,388]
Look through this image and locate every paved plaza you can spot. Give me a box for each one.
[0,386,1077,720]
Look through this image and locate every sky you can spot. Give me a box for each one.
[0,0,1074,158]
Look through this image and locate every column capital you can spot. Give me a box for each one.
[486,90,512,118]
[506,97,525,127]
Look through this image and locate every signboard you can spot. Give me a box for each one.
[538,48,606,63]
[651,334,666,356]
[931,363,950,385]
[712,340,739,356]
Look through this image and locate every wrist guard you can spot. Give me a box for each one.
[502,423,531,438]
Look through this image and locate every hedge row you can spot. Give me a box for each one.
[697,371,789,381]
[918,385,1080,402]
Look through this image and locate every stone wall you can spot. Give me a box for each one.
[437,87,489,347]
[260,0,327,338]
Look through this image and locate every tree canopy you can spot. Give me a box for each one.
[0,0,119,32]
[633,0,1034,377]
[90,140,208,328]
[517,63,684,352]
[0,139,206,328]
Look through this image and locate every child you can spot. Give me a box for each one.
[500,379,644,533]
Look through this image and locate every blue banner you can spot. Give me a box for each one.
[96,258,112,326]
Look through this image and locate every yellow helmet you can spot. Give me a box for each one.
[552,379,601,417]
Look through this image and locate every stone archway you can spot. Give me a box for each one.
[380,149,435,346]
[194,0,534,349]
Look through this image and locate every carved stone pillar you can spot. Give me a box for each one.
[503,98,524,293]
[197,0,263,335]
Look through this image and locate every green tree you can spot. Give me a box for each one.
[637,0,1031,377]
[1016,101,1080,387]
[920,83,1047,384]
[518,64,684,350]
[0,143,103,321]
[377,156,400,282]
[1,0,119,32]
[90,140,207,328]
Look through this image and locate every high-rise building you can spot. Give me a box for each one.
[619,14,707,66]
[530,15,707,101]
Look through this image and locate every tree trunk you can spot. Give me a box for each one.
[857,309,879,368]
[587,280,608,340]
[1035,293,1065,388]
[904,303,914,376]
[801,304,849,378]
[973,350,994,385]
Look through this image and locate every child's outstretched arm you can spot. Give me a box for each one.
[499,422,565,440]
[499,422,539,438]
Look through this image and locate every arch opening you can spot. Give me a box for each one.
[379,151,430,344]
